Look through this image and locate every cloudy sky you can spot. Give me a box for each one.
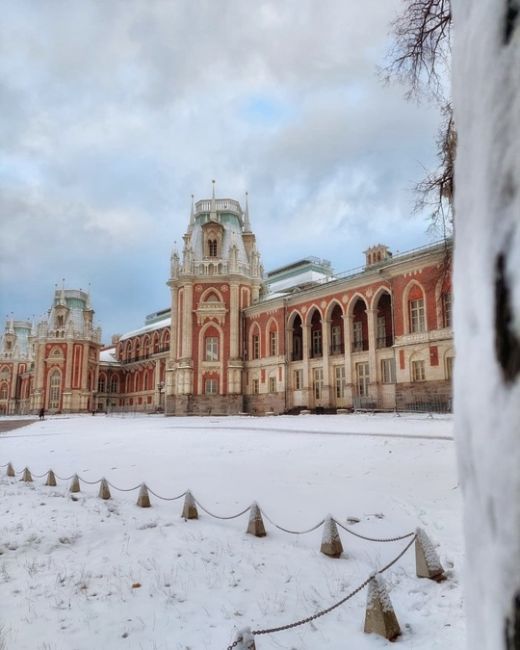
[0,0,442,341]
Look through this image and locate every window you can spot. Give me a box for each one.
[252,378,259,394]
[208,239,217,257]
[442,293,452,328]
[98,376,106,393]
[205,378,218,394]
[446,356,454,381]
[356,362,369,396]
[311,329,322,357]
[294,369,303,390]
[0,382,7,400]
[381,358,396,384]
[313,368,323,399]
[48,371,61,410]
[412,360,426,382]
[252,334,260,360]
[269,330,277,356]
[376,316,387,348]
[353,321,363,351]
[110,376,119,393]
[331,325,342,354]
[269,377,276,393]
[335,366,345,399]
[409,299,425,333]
[205,336,219,361]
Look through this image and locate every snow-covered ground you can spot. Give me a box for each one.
[0,414,464,649]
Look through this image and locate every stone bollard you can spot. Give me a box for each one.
[21,467,33,482]
[415,527,445,581]
[98,478,111,500]
[246,502,266,537]
[320,516,343,558]
[69,474,81,493]
[230,627,256,649]
[181,491,198,519]
[6,462,15,477]
[136,483,151,508]
[364,574,401,641]
[45,470,57,486]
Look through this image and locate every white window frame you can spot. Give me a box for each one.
[294,369,303,390]
[356,362,369,396]
[205,378,218,394]
[409,299,425,333]
[268,377,276,393]
[334,365,345,398]
[412,360,426,382]
[269,330,277,356]
[381,358,396,384]
[205,336,219,361]
[313,368,323,399]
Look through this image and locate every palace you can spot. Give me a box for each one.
[0,191,453,416]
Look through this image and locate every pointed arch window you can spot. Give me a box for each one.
[48,370,61,410]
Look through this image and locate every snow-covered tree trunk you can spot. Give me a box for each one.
[452,1,520,648]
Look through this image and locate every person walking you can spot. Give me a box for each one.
[38,407,45,420]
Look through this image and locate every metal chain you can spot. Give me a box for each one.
[146,486,187,501]
[250,534,417,638]
[77,476,102,485]
[31,470,49,479]
[194,498,251,520]
[54,473,76,481]
[260,509,325,535]
[334,519,415,543]
[105,480,144,493]
[226,640,240,650]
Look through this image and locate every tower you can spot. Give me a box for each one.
[32,289,102,413]
[165,188,263,415]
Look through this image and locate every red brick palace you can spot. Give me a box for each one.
[0,192,453,415]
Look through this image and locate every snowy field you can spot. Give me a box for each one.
[0,414,464,649]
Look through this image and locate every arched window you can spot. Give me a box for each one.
[351,298,368,352]
[0,382,8,400]
[110,376,119,393]
[310,309,323,358]
[329,304,344,354]
[408,285,426,333]
[205,336,219,361]
[98,374,106,393]
[208,239,217,257]
[291,314,303,361]
[48,370,61,410]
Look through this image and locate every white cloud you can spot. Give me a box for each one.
[0,0,442,338]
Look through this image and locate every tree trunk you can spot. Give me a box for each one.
[452,1,520,648]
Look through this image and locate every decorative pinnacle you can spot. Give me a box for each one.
[244,191,251,232]
[212,179,216,199]
[189,194,195,227]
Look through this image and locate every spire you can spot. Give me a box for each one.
[243,191,251,232]
[58,279,66,307]
[210,180,217,221]
[85,287,93,311]
[189,194,195,228]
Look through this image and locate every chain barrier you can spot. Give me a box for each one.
[53,473,76,481]
[78,476,103,486]
[234,533,417,644]
[30,470,49,479]
[194,498,251,521]
[147,486,187,501]
[334,519,415,543]
[260,509,325,535]
[5,462,417,545]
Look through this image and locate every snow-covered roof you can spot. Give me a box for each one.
[119,316,171,342]
[99,347,118,364]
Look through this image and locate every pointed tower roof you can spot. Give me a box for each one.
[243,191,252,232]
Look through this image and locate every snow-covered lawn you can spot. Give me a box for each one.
[0,414,464,649]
